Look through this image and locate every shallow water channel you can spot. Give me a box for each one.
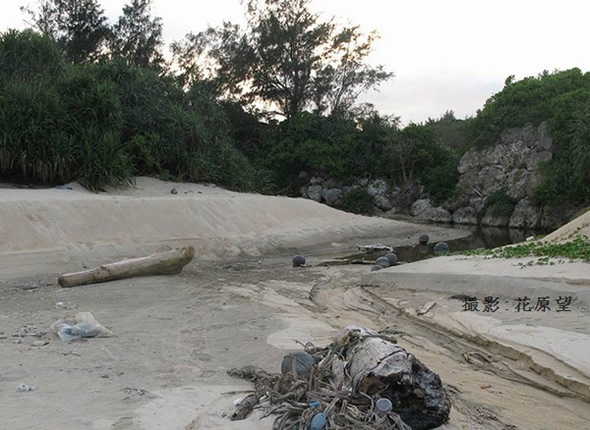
[345,224,542,264]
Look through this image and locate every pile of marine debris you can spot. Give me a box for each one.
[227,326,450,429]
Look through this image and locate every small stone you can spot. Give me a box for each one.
[371,265,383,272]
[170,187,178,194]
[32,340,48,347]
[13,338,23,344]
[16,383,36,392]
[419,234,430,244]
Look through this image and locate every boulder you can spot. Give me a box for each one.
[300,185,308,198]
[509,199,542,229]
[456,121,554,205]
[481,207,511,227]
[307,185,322,202]
[411,199,433,217]
[417,207,452,223]
[324,178,341,189]
[452,206,478,225]
[374,195,394,211]
[505,169,530,201]
[367,179,387,197]
[322,188,343,206]
[309,176,324,185]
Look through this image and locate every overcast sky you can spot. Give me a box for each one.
[2,0,589,123]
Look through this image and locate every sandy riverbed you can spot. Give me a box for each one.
[1,178,589,429]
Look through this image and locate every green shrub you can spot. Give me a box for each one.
[486,188,517,217]
[338,188,375,215]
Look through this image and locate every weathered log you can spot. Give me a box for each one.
[58,246,195,288]
[343,327,450,430]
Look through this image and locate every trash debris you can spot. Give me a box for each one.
[419,234,430,244]
[280,352,314,378]
[375,256,391,268]
[16,383,36,392]
[356,243,393,253]
[417,301,437,316]
[376,397,393,412]
[310,412,327,429]
[227,325,450,429]
[292,255,306,268]
[384,252,398,265]
[51,312,113,342]
[434,242,450,255]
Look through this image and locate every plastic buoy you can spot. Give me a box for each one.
[310,412,327,429]
[293,255,306,267]
[375,256,390,268]
[384,252,398,265]
[281,352,314,378]
[434,242,450,255]
[376,397,393,412]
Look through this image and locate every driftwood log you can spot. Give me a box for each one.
[228,325,450,430]
[58,246,195,288]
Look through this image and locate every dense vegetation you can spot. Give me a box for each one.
[0,0,588,212]
[459,236,590,262]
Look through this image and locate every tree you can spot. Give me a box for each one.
[174,0,392,118]
[110,0,164,69]
[21,0,110,63]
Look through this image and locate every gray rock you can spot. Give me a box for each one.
[367,179,387,197]
[307,185,322,202]
[537,122,553,151]
[374,195,394,211]
[417,207,452,223]
[32,340,48,347]
[410,199,433,217]
[309,176,324,185]
[324,178,341,189]
[525,150,552,171]
[452,206,478,225]
[371,264,383,272]
[300,185,308,198]
[505,169,530,201]
[481,207,512,227]
[358,178,369,187]
[322,188,343,206]
[509,199,542,229]
[456,121,553,205]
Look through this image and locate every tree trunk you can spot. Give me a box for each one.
[58,246,195,288]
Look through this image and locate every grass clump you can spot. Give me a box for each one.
[459,235,590,262]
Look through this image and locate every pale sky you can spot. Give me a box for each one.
[2,0,589,123]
